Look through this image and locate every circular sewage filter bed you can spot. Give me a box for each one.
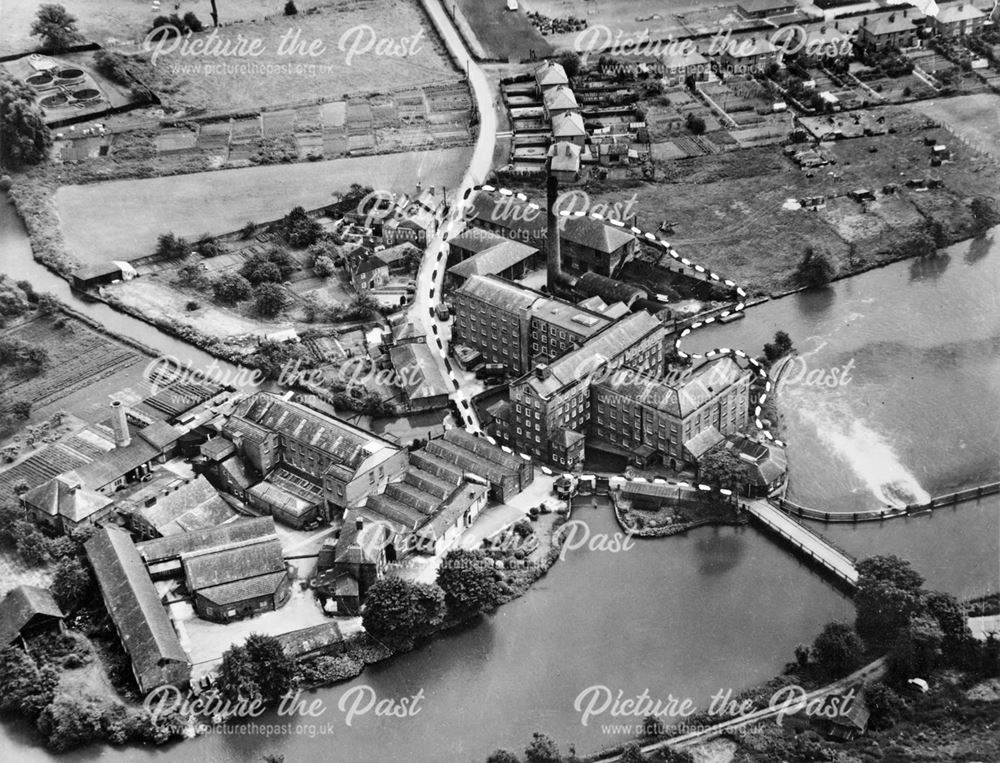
[56,67,85,80]
[73,88,101,101]
[40,93,69,108]
[26,72,54,87]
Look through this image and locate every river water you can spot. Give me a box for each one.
[0,201,997,761]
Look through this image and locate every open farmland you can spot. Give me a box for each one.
[55,146,473,263]
[454,0,551,61]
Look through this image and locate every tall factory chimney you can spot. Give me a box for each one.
[110,400,131,448]
[546,162,563,292]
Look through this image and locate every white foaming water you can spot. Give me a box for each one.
[792,395,932,508]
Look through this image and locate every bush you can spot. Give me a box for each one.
[155,232,189,260]
[795,246,834,287]
[284,1,299,15]
[685,113,706,135]
[0,74,52,168]
[254,283,286,317]
[92,50,134,86]
[313,255,336,277]
[212,273,253,304]
[185,300,199,311]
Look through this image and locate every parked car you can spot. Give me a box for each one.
[435,303,451,320]
[476,363,507,381]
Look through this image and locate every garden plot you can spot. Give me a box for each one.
[817,197,894,242]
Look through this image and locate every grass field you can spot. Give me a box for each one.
[55,145,473,262]
[454,0,551,61]
[910,94,1000,160]
[584,108,1000,294]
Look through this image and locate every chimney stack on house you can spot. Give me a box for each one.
[110,401,131,448]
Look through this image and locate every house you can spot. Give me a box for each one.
[180,533,291,623]
[382,217,432,247]
[932,2,985,38]
[717,36,778,74]
[812,688,870,741]
[534,60,569,93]
[551,111,587,147]
[542,85,579,119]
[389,342,451,411]
[737,0,797,18]
[85,528,191,695]
[856,11,921,51]
[715,433,788,496]
[118,474,241,539]
[315,512,392,614]
[224,393,407,520]
[21,472,114,534]
[0,585,64,646]
[136,516,276,579]
[547,141,585,185]
[246,468,324,529]
[660,49,712,84]
[351,255,390,291]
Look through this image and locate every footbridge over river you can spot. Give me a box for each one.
[744,500,859,588]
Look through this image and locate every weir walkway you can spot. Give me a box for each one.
[745,500,859,588]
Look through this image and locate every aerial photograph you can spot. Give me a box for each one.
[0,0,997,761]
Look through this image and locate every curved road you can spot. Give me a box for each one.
[410,0,499,433]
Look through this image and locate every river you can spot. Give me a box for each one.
[0,200,997,761]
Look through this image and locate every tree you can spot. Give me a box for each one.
[887,614,943,683]
[284,1,298,15]
[35,694,105,751]
[279,206,321,248]
[0,73,52,168]
[36,293,59,316]
[970,197,997,233]
[487,751,522,763]
[218,633,295,707]
[855,555,925,648]
[0,646,59,720]
[921,590,970,657]
[524,732,562,763]
[213,273,253,304]
[620,742,649,763]
[436,549,502,616]
[810,621,863,679]
[697,447,752,491]
[30,4,84,50]
[864,680,907,731]
[557,52,581,78]
[685,113,706,135]
[313,255,336,277]
[245,339,309,380]
[241,249,296,284]
[254,283,286,318]
[16,525,51,565]
[51,557,93,612]
[763,330,794,362]
[176,264,209,290]
[155,232,189,260]
[362,577,445,647]
[795,246,834,287]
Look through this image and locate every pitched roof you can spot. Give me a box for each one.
[389,342,451,401]
[457,274,540,312]
[534,60,568,88]
[136,516,276,564]
[415,483,487,541]
[684,426,725,460]
[181,536,286,597]
[0,585,63,645]
[548,141,582,173]
[22,473,112,523]
[543,85,579,112]
[864,12,919,36]
[122,475,238,536]
[551,111,586,137]
[137,420,183,451]
[333,511,392,565]
[247,480,316,517]
[448,239,538,281]
[576,272,647,304]
[85,528,189,687]
[936,3,983,23]
[595,357,749,418]
[522,311,664,398]
[448,228,509,255]
[200,437,236,461]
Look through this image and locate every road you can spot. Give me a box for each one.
[593,658,887,762]
[410,0,500,433]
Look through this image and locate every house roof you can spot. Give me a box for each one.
[721,37,777,57]
[333,511,392,565]
[551,427,586,449]
[660,49,709,69]
[248,480,316,517]
[443,428,525,472]
[415,483,487,541]
[85,528,189,687]
[447,239,538,281]
[72,262,123,281]
[551,111,586,137]
[200,437,236,461]
[936,3,984,24]
[739,0,794,14]
[137,516,276,564]
[543,85,579,112]
[137,420,183,451]
[725,433,787,486]
[424,439,516,487]
[548,141,582,173]
[22,473,112,524]
[389,342,451,402]
[863,12,919,36]
[684,426,725,460]
[196,570,287,607]
[355,255,388,276]
[219,455,253,489]
[534,60,568,88]
[181,535,286,602]
[448,228,509,255]
[0,585,64,645]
